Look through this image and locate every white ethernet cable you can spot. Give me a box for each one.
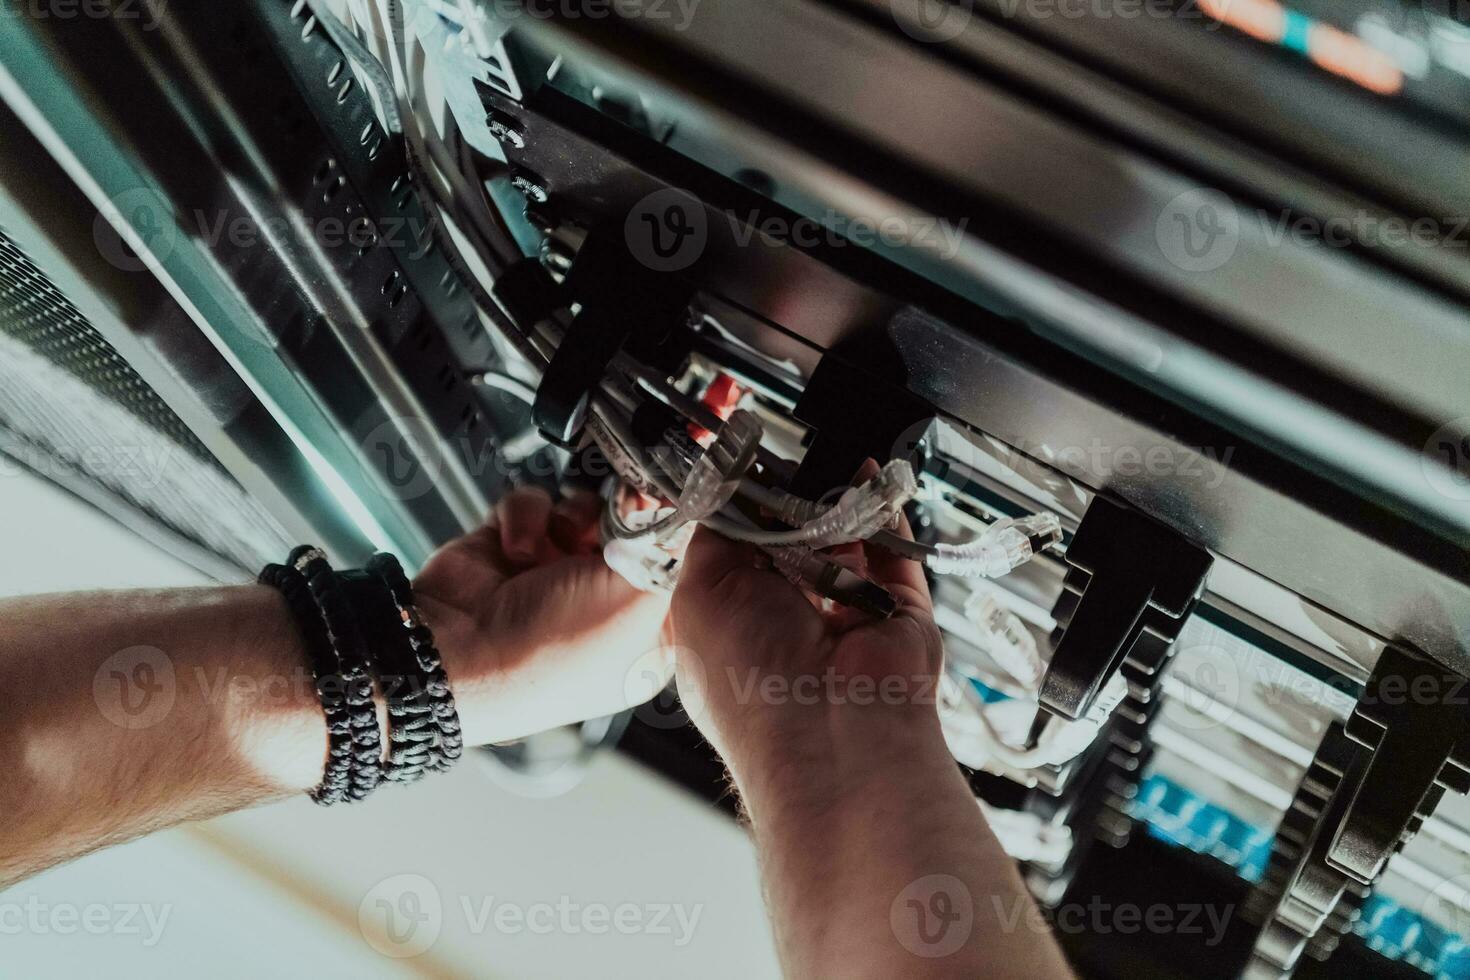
[599,411,762,592]
[675,410,763,525]
[965,593,1045,692]
[922,512,1062,579]
[972,675,1128,771]
[607,409,762,542]
[800,460,918,549]
[602,511,691,593]
[708,459,919,549]
[944,596,1128,772]
[740,477,1062,579]
[980,801,1073,867]
[591,368,1057,605]
[643,427,900,616]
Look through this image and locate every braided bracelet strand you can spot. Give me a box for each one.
[258,562,354,805]
[339,569,440,784]
[292,547,385,801]
[367,553,464,772]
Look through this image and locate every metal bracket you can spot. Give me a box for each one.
[789,354,935,500]
[1326,644,1470,884]
[530,230,694,446]
[1039,496,1213,723]
[1244,723,1373,977]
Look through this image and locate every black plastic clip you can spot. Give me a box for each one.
[789,355,935,499]
[1246,722,1373,974]
[526,231,695,448]
[1038,496,1212,722]
[1326,643,1470,883]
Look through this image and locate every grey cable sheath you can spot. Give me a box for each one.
[310,0,404,133]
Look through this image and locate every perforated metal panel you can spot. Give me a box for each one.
[0,228,290,576]
[0,232,214,460]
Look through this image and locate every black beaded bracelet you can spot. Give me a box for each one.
[291,546,385,802]
[261,546,465,802]
[366,553,464,773]
[340,570,440,784]
[258,563,354,806]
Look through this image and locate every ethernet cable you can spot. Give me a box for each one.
[601,366,1062,584]
[704,459,918,549]
[602,511,688,593]
[587,398,896,614]
[927,514,1062,578]
[980,801,1072,867]
[607,410,762,543]
[674,411,763,524]
[944,597,1127,772]
[738,475,1061,577]
[965,593,1045,691]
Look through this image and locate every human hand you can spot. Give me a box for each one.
[670,475,1074,980]
[413,486,675,747]
[669,462,945,781]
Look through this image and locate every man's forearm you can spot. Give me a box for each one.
[2,586,327,886]
[729,704,1074,980]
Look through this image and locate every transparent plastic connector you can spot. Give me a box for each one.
[769,545,823,589]
[925,511,1062,579]
[801,459,919,549]
[1029,673,1129,766]
[949,675,1127,771]
[1085,670,1129,723]
[603,509,692,593]
[964,593,1044,692]
[677,409,761,523]
[768,489,820,529]
[980,801,1073,867]
[939,666,1125,773]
